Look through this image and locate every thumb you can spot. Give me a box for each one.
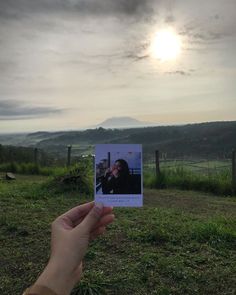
[80,202,104,232]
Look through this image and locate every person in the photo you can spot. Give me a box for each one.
[101,159,132,194]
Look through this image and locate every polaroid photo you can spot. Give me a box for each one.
[95,144,143,207]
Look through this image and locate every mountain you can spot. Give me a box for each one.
[96,116,155,128]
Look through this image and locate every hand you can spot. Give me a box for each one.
[111,168,119,178]
[110,165,119,178]
[104,167,112,177]
[32,202,114,295]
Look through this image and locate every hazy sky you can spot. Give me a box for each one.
[0,0,236,133]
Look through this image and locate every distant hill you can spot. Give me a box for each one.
[96,116,155,128]
[31,121,236,159]
[1,121,236,159]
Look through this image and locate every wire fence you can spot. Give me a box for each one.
[144,158,232,175]
[67,147,235,190]
[144,149,236,192]
[1,144,235,190]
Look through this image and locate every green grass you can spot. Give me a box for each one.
[144,166,234,196]
[0,162,68,176]
[1,176,236,295]
[0,157,93,177]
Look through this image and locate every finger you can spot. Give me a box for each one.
[103,206,113,214]
[79,203,104,233]
[54,202,95,229]
[73,206,113,227]
[93,214,115,230]
[90,226,106,241]
[60,202,95,223]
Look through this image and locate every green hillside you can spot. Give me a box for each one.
[1,121,236,160]
[35,121,236,159]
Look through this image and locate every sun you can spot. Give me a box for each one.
[150,29,181,61]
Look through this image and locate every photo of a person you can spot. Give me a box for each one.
[101,159,132,194]
[95,145,143,203]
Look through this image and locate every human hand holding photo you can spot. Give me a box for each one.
[26,202,114,295]
[104,167,112,177]
[104,166,119,178]
[111,166,119,178]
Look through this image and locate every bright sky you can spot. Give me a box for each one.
[0,0,236,132]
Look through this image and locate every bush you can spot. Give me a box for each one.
[47,158,93,195]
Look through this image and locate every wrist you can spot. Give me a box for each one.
[33,261,76,295]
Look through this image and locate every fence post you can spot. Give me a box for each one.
[34,148,38,165]
[9,148,13,164]
[67,145,72,167]
[155,150,160,177]
[232,149,236,192]
[108,152,111,168]
[0,144,2,164]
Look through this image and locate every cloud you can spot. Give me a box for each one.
[165,15,175,23]
[179,26,222,42]
[0,100,63,120]
[166,70,190,76]
[0,61,17,72]
[72,0,155,16]
[124,52,149,61]
[0,0,158,20]
[192,32,222,41]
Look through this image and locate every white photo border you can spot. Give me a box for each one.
[94,144,143,207]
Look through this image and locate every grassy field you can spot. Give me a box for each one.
[0,175,236,295]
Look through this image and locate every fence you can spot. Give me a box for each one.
[60,147,236,192]
[1,144,236,192]
[144,149,236,192]
[0,147,52,166]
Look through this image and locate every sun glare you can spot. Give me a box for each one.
[150,29,181,61]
